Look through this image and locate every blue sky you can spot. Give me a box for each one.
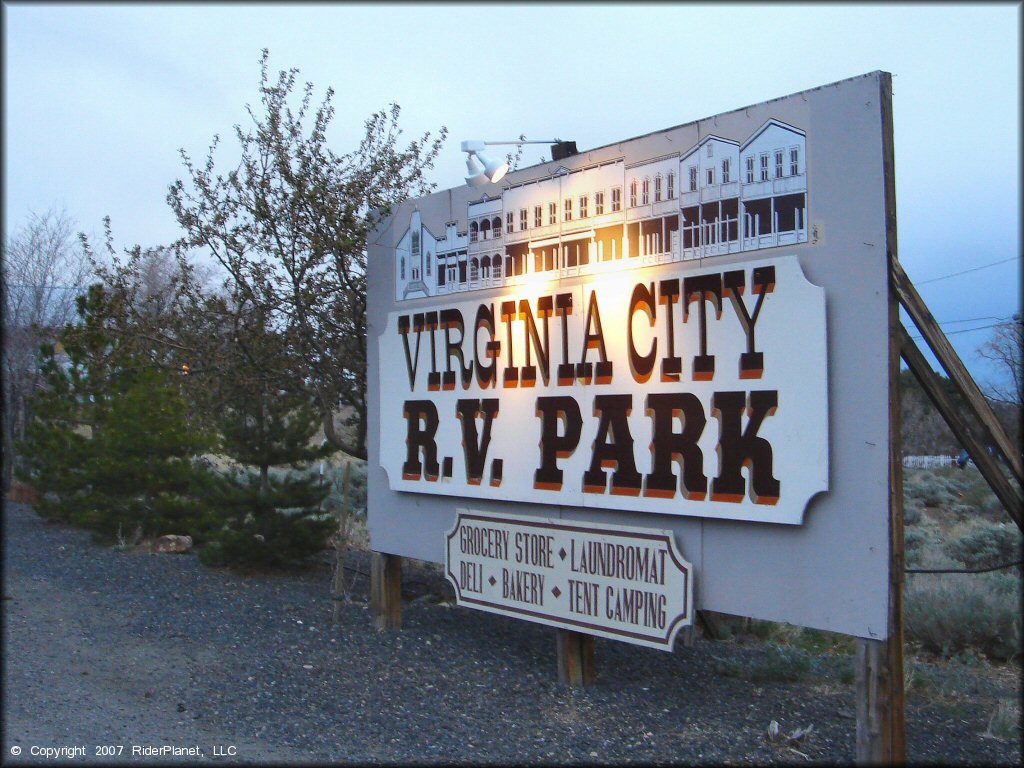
[3,2,1020,389]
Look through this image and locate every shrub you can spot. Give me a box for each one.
[905,470,958,509]
[904,572,1022,661]
[904,528,930,565]
[959,479,993,511]
[714,642,813,683]
[903,501,923,526]
[948,503,979,522]
[750,642,813,682]
[986,699,1022,741]
[320,460,368,519]
[943,523,1023,570]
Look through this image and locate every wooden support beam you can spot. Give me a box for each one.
[370,552,402,630]
[890,257,1023,487]
[556,629,596,687]
[899,325,1024,530]
[856,74,906,766]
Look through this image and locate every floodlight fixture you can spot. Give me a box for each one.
[460,138,578,186]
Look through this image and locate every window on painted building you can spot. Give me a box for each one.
[721,158,730,184]
[745,156,754,183]
[579,195,588,218]
[564,198,572,221]
[760,154,769,181]
[448,264,456,283]
[469,222,478,243]
[470,258,479,282]
[689,166,698,192]
[549,202,557,225]
[595,191,605,215]
[775,151,784,179]
[520,208,528,231]
[534,205,543,228]
[492,255,502,279]
[641,178,650,205]
[790,147,799,176]
[492,216,502,236]
[412,267,420,280]
[667,172,675,199]
[506,212,514,234]
[706,143,714,158]
[706,168,714,187]
[629,180,638,207]
[411,230,420,255]
[611,187,622,212]
[654,175,662,202]
[426,253,432,276]
[400,257,406,280]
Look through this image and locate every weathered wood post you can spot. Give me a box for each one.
[854,73,907,765]
[370,553,402,630]
[556,629,596,687]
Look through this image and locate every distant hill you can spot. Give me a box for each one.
[900,369,1020,456]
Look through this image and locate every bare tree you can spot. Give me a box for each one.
[168,50,446,459]
[978,314,1023,406]
[2,208,90,489]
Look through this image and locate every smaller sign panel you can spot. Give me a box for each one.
[445,510,693,650]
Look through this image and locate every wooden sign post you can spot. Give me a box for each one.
[854,74,906,764]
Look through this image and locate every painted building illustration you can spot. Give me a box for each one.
[395,119,806,301]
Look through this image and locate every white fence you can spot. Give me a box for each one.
[902,455,955,469]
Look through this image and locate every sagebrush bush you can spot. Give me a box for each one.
[904,470,958,509]
[959,479,993,511]
[904,528,929,565]
[714,641,813,682]
[903,500,923,526]
[944,524,1023,571]
[904,572,1022,661]
[903,654,991,698]
[750,642,814,682]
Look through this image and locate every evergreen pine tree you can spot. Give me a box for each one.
[201,304,333,570]
[18,284,220,540]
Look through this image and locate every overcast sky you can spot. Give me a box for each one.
[3,2,1020,389]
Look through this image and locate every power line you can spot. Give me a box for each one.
[909,322,1002,342]
[935,316,1005,326]
[915,256,1020,286]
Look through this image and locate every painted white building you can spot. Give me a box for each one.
[394,118,808,300]
[739,119,807,250]
[395,210,469,300]
[679,136,742,259]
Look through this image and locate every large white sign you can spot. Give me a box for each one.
[379,254,827,524]
[445,510,693,650]
[370,72,896,639]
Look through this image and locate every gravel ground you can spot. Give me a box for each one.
[3,502,1020,765]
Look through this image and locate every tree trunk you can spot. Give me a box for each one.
[320,403,367,460]
[259,464,271,498]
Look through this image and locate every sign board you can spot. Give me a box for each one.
[368,72,895,641]
[380,254,827,524]
[446,510,693,650]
